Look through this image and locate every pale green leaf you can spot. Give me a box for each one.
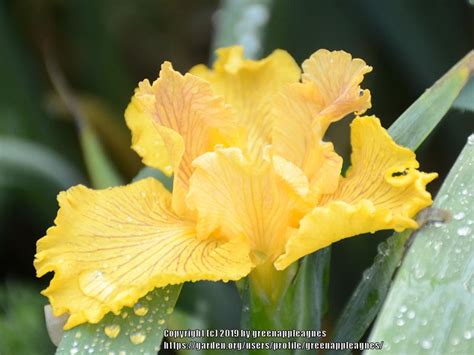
[328,52,473,351]
[367,136,474,354]
[57,285,182,355]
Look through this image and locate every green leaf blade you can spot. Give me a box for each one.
[367,136,474,354]
[328,52,473,349]
[327,231,410,354]
[57,285,182,355]
[388,61,469,150]
[79,125,123,189]
[453,77,474,112]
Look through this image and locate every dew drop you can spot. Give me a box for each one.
[166,307,174,315]
[75,332,82,339]
[70,348,79,355]
[121,312,128,319]
[468,134,474,144]
[451,337,460,346]
[399,305,408,313]
[457,226,472,236]
[163,165,173,175]
[454,212,465,220]
[134,303,149,316]
[130,332,146,345]
[420,340,432,349]
[396,319,405,326]
[393,334,406,343]
[164,296,169,301]
[464,275,474,294]
[119,351,127,355]
[464,330,472,339]
[146,295,152,301]
[407,310,416,319]
[158,318,166,325]
[104,324,121,338]
[412,263,426,280]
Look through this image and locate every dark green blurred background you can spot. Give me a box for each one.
[0,0,473,353]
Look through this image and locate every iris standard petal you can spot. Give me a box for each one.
[272,83,343,195]
[125,62,239,214]
[34,178,252,329]
[302,49,372,130]
[190,46,301,159]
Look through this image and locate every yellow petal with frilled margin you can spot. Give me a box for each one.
[272,83,343,195]
[125,62,238,214]
[186,147,307,264]
[190,46,301,159]
[34,178,252,329]
[275,116,437,270]
[302,49,372,131]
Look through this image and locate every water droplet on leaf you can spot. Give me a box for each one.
[396,319,405,326]
[130,332,146,345]
[104,324,121,338]
[133,303,149,316]
[420,340,432,349]
[457,226,472,236]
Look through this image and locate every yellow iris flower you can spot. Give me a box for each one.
[34,46,437,330]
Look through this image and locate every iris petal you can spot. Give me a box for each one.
[302,49,372,130]
[191,46,301,159]
[187,147,306,263]
[34,178,252,329]
[125,62,239,214]
[275,116,436,269]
